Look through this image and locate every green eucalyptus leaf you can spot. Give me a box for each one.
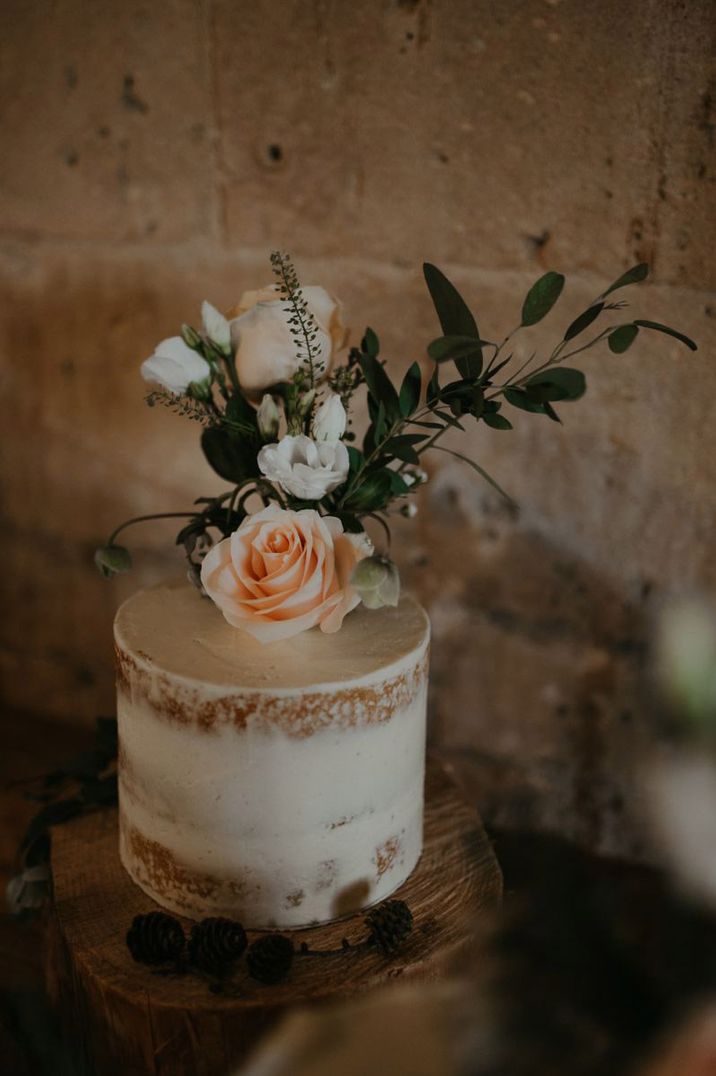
[383,433,425,464]
[634,320,697,351]
[603,262,649,298]
[225,392,258,433]
[608,324,639,354]
[347,446,365,477]
[399,362,422,417]
[359,353,400,422]
[564,302,604,341]
[427,365,441,405]
[427,334,482,362]
[423,263,483,378]
[361,327,380,358]
[388,470,412,495]
[432,409,466,430]
[482,412,514,430]
[343,469,393,512]
[505,387,549,413]
[525,366,586,401]
[201,427,260,483]
[521,271,565,326]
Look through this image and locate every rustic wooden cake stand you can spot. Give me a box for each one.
[46,759,502,1076]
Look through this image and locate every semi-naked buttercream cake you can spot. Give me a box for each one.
[115,580,430,928]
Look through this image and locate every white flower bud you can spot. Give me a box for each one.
[350,555,401,609]
[312,392,347,442]
[201,300,232,353]
[141,336,212,396]
[257,394,281,441]
[400,502,418,518]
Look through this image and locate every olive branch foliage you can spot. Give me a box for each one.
[98,253,696,580]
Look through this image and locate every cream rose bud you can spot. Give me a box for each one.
[141,337,212,395]
[201,300,231,353]
[200,505,373,642]
[228,284,346,395]
[312,393,347,442]
[257,394,281,441]
[258,435,349,501]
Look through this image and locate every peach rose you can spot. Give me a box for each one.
[227,284,347,395]
[200,505,372,643]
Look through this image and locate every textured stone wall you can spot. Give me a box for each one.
[1,0,714,857]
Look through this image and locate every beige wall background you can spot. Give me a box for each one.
[1,0,714,858]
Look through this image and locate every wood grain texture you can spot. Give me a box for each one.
[47,758,502,1076]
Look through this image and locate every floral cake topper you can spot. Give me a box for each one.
[96,252,695,642]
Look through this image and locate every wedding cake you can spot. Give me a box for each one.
[97,252,693,932]
[115,580,429,927]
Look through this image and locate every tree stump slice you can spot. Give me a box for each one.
[46,758,502,1076]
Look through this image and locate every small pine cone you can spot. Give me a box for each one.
[189,917,247,975]
[126,911,185,966]
[364,900,414,955]
[246,934,294,984]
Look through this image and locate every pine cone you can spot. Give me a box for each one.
[189,917,247,975]
[126,911,185,966]
[364,899,414,955]
[246,934,294,984]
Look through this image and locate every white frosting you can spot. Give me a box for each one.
[115,581,430,927]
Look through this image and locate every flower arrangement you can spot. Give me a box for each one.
[96,252,695,642]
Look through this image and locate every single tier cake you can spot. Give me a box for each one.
[115,580,430,928]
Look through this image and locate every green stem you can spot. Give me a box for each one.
[338,421,401,506]
[107,513,196,546]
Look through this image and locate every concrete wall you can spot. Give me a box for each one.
[2,0,714,857]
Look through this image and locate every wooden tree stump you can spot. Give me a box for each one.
[46,759,502,1076]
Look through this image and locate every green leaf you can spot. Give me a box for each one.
[524,366,586,401]
[603,262,649,298]
[521,271,565,326]
[347,446,365,477]
[343,469,393,512]
[432,409,465,430]
[383,433,425,465]
[564,302,604,342]
[504,388,562,422]
[399,362,422,417]
[361,327,380,358]
[201,427,260,483]
[427,334,486,364]
[388,470,412,495]
[359,353,400,422]
[634,320,697,351]
[482,412,514,430]
[427,365,441,405]
[505,388,549,413]
[423,263,483,378]
[608,324,639,354]
[224,392,258,434]
[431,445,515,504]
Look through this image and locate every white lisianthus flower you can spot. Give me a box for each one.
[140,337,211,395]
[258,434,349,501]
[201,301,231,353]
[312,393,347,442]
[228,285,347,395]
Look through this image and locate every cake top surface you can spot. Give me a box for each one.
[115,580,429,691]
